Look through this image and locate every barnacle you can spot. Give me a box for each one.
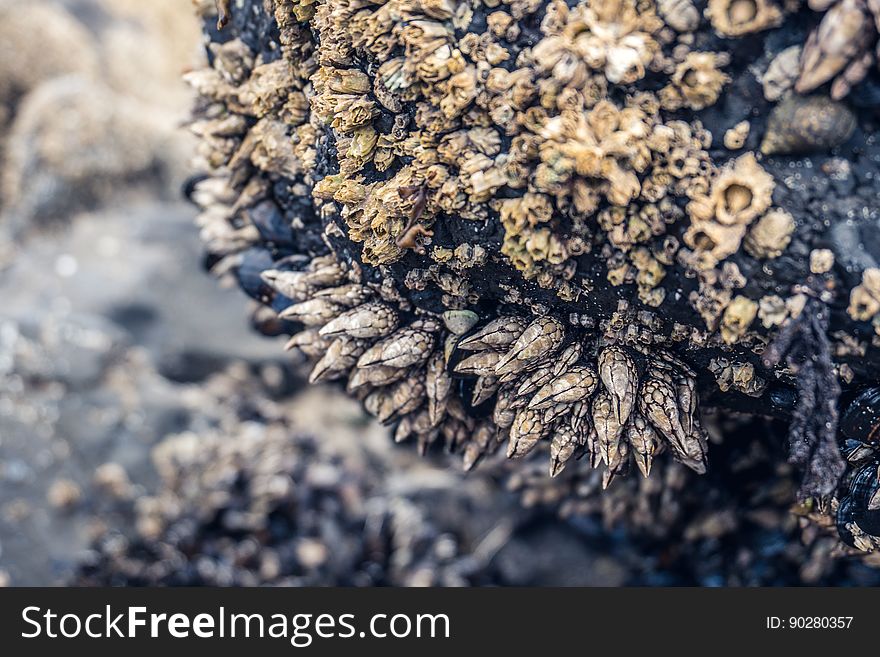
[187,0,880,561]
[796,0,877,100]
[723,121,750,150]
[848,269,880,323]
[744,209,796,259]
[706,0,783,36]
[762,45,802,101]
[684,153,775,267]
[660,53,731,111]
[659,0,701,32]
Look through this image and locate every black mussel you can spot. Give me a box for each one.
[836,461,880,547]
[840,387,880,444]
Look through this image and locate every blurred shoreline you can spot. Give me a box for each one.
[0,0,284,585]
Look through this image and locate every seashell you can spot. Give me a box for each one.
[303,256,346,287]
[261,269,312,300]
[462,443,483,471]
[662,52,730,111]
[454,350,503,376]
[357,327,435,370]
[720,295,758,344]
[672,368,699,438]
[528,365,599,410]
[680,420,710,474]
[837,462,880,547]
[723,121,750,150]
[278,298,343,325]
[377,377,425,424]
[705,0,783,37]
[457,316,528,351]
[760,95,856,156]
[425,352,452,425]
[568,400,592,436]
[495,317,565,376]
[597,346,639,425]
[709,153,774,227]
[840,438,876,463]
[441,419,470,452]
[515,363,556,398]
[549,427,579,477]
[471,375,500,406]
[320,303,400,339]
[492,386,518,430]
[659,0,701,32]
[283,329,329,358]
[363,389,386,418]
[541,402,572,424]
[309,337,366,383]
[394,416,413,443]
[442,310,479,335]
[626,414,661,478]
[840,387,880,444]
[551,342,582,377]
[744,208,795,259]
[602,439,630,489]
[462,423,496,471]
[346,364,407,392]
[638,375,689,456]
[507,408,547,458]
[313,284,372,307]
[762,46,801,102]
[795,0,872,96]
[591,390,625,468]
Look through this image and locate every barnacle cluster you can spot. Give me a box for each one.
[188,0,880,554]
[74,366,497,587]
[266,271,710,480]
[299,0,753,297]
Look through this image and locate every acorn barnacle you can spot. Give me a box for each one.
[706,0,783,36]
[684,153,775,266]
[708,153,774,227]
[660,53,731,111]
[744,209,796,259]
[848,268,880,323]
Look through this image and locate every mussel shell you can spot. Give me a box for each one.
[848,462,879,506]
[235,247,276,301]
[836,495,859,547]
[247,200,295,247]
[857,508,880,536]
[768,386,797,413]
[836,462,880,544]
[840,438,876,463]
[840,387,880,443]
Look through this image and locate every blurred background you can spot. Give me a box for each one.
[0,0,260,584]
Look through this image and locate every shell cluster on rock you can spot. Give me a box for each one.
[187,0,880,554]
